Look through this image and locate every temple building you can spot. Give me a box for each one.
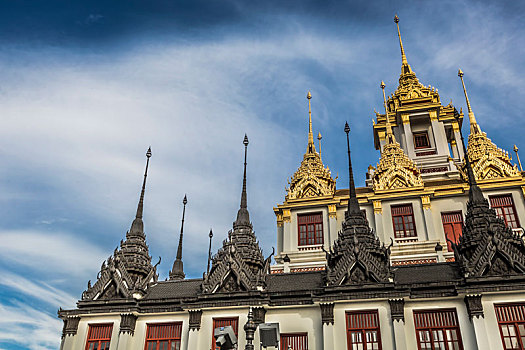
[59,16,525,350]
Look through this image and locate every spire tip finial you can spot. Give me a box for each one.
[243,134,249,146]
[146,147,152,158]
[458,68,464,77]
[307,91,312,99]
[183,194,187,205]
[394,14,399,23]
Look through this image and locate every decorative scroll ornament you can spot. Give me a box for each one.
[82,148,159,301]
[286,92,336,200]
[373,81,423,191]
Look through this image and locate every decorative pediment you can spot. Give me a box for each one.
[373,141,423,191]
[286,152,336,200]
[465,132,520,181]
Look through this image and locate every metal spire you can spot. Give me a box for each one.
[318,132,322,159]
[394,15,412,74]
[307,91,316,153]
[234,135,250,227]
[345,122,360,214]
[381,81,396,144]
[458,69,481,134]
[129,147,152,236]
[170,195,187,280]
[515,145,523,171]
[206,229,213,276]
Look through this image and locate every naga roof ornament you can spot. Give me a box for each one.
[285,92,336,200]
[82,148,159,301]
[458,70,520,181]
[372,82,423,191]
[202,135,272,293]
[450,114,525,278]
[325,122,392,286]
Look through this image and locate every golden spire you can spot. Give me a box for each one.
[394,15,412,74]
[307,91,316,153]
[381,81,396,144]
[458,69,481,134]
[317,132,322,159]
[514,145,523,171]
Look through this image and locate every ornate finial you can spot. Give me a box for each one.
[307,91,316,153]
[514,145,523,171]
[381,82,395,143]
[394,15,410,71]
[345,122,360,214]
[170,195,187,280]
[318,132,322,159]
[458,69,480,134]
[206,229,213,276]
[234,135,251,228]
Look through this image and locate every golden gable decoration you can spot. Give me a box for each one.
[373,81,423,192]
[286,92,336,200]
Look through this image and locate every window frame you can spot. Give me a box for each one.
[413,308,464,350]
[297,212,324,246]
[391,204,417,238]
[495,303,525,350]
[85,323,113,350]
[490,194,521,229]
[144,322,183,350]
[345,310,382,350]
[280,332,308,350]
[413,131,431,149]
[212,317,239,350]
[441,211,463,251]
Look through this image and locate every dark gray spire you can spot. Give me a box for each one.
[170,195,187,280]
[234,134,251,228]
[129,147,152,237]
[206,229,213,276]
[345,122,361,215]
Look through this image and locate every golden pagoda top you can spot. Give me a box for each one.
[285,92,336,201]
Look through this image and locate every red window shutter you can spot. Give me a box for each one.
[495,304,525,350]
[413,309,463,350]
[345,311,382,350]
[441,211,463,250]
[490,194,520,228]
[86,324,113,350]
[280,333,308,350]
[297,213,324,246]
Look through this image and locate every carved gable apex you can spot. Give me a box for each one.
[466,132,520,181]
[373,141,423,191]
[286,152,336,200]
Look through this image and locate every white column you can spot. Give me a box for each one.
[116,333,132,350]
[373,201,385,242]
[389,300,407,350]
[430,111,448,156]
[420,196,433,241]
[61,335,76,350]
[402,114,416,158]
[450,140,459,159]
[283,209,292,252]
[323,323,335,349]
[328,205,337,246]
[186,329,199,350]
[452,122,465,160]
[393,320,407,350]
[471,317,490,350]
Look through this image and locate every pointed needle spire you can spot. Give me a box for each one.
[514,145,523,171]
[234,134,250,227]
[136,147,152,219]
[206,229,213,276]
[170,194,187,280]
[345,122,360,214]
[318,132,322,159]
[394,15,412,74]
[381,81,396,144]
[458,69,480,134]
[307,91,316,153]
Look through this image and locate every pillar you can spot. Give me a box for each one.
[429,110,448,156]
[389,299,407,350]
[452,121,465,160]
[117,314,137,350]
[450,140,459,159]
[60,317,80,350]
[320,303,335,349]
[464,295,490,350]
[187,310,202,350]
[283,209,292,252]
[373,201,385,242]
[328,205,337,246]
[420,195,434,241]
[402,114,416,158]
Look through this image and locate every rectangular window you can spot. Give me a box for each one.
[413,309,463,350]
[212,317,238,350]
[298,213,323,246]
[145,323,182,350]
[495,303,525,350]
[391,204,417,238]
[490,194,520,229]
[414,131,431,149]
[85,324,113,350]
[441,211,463,251]
[346,310,382,350]
[280,333,308,350]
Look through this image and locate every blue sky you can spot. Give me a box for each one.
[0,1,524,348]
